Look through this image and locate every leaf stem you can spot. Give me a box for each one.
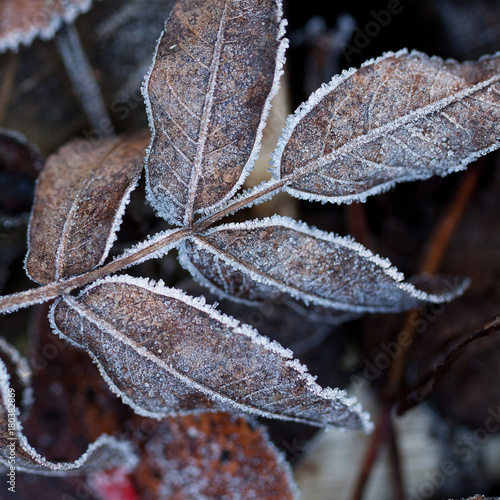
[351,163,483,500]
[55,23,114,135]
[195,178,286,229]
[0,227,189,314]
[0,177,287,314]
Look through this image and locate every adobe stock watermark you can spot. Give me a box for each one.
[350,301,446,392]
[6,387,16,493]
[343,0,412,63]
[408,404,500,499]
[71,87,145,163]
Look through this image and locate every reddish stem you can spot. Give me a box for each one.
[351,404,392,500]
[352,163,483,500]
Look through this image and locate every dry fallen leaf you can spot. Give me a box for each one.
[131,412,298,500]
[0,0,95,52]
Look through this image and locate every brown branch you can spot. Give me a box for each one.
[397,314,500,414]
[384,162,483,398]
[388,418,405,500]
[351,163,483,500]
[351,403,392,500]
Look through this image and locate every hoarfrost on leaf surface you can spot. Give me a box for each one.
[0,0,95,53]
[133,412,299,499]
[142,0,287,225]
[50,275,372,431]
[25,131,149,284]
[271,49,500,203]
[0,340,137,475]
[179,216,468,313]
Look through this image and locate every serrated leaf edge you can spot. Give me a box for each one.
[186,215,468,312]
[270,48,500,204]
[49,275,372,431]
[0,356,137,474]
[141,0,289,224]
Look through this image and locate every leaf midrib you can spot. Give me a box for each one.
[184,0,230,225]
[282,71,500,186]
[61,293,334,427]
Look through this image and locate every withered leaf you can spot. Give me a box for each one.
[0,338,32,416]
[0,341,137,475]
[0,0,94,52]
[132,412,298,499]
[179,215,468,313]
[26,131,149,284]
[50,276,372,431]
[142,0,287,225]
[271,49,500,204]
[178,278,350,355]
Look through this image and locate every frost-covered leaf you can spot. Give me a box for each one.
[50,276,371,431]
[0,0,94,52]
[0,338,32,417]
[142,0,287,225]
[26,130,149,284]
[0,339,136,475]
[179,278,350,355]
[271,49,500,204]
[132,412,298,499]
[179,215,468,313]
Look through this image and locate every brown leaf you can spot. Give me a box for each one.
[271,50,500,204]
[0,0,94,52]
[178,278,348,355]
[23,303,131,462]
[143,0,287,225]
[131,412,298,500]
[25,130,149,284]
[50,276,372,431]
[0,339,136,475]
[22,306,296,498]
[179,215,468,313]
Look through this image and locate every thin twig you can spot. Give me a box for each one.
[397,314,500,414]
[351,163,483,500]
[387,418,405,500]
[55,23,114,135]
[351,403,391,500]
[418,162,483,274]
[384,163,483,398]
